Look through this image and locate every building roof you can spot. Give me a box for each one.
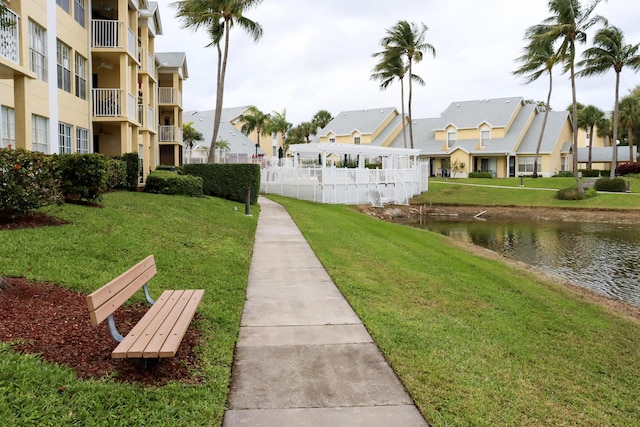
[156,52,188,79]
[577,146,638,163]
[289,142,420,157]
[435,97,524,130]
[517,110,571,154]
[318,107,398,137]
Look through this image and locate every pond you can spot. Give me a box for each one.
[415,218,640,307]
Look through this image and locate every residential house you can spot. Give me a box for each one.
[156,52,188,167]
[0,0,186,182]
[319,97,574,178]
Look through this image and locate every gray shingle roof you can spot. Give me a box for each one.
[577,146,638,163]
[435,97,524,130]
[319,107,398,137]
[517,110,571,154]
[156,52,188,78]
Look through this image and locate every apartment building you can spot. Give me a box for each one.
[0,0,186,181]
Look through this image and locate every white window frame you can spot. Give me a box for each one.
[74,0,86,27]
[1,106,15,148]
[57,40,71,92]
[59,122,72,154]
[76,127,89,153]
[354,135,361,145]
[481,128,491,146]
[447,129,457,147]
[518,156,542,173]
[75,53,86,99]
[32,115,49,153]
[29,20,47,81]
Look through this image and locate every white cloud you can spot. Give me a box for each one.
[156,0,640,124]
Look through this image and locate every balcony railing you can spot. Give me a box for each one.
[0,8,19,63]
[158,87,182,105]
[92,19,123,48]
[93,88,123,117]
[147,107,155,131]
[127,93,136,121]
[127,27,135,58]
[159,126,183,143]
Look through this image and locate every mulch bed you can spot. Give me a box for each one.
[0,212,202,386]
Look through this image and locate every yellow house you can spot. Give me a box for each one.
[0,0,186,182]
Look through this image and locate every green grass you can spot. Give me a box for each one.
[0,192,258,426]
[270,195,640,426]
[416,177,640,209]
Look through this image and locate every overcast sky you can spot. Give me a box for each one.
[155,0,640,126]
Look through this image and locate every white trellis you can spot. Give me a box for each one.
[260,143,428,206]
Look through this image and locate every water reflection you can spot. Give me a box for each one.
[417,219,640,307]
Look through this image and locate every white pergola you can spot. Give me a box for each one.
[261,143,428,206]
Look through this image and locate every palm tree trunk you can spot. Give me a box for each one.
[534,72,553,178]
[611,71,620,178]
[407,59,414,149]
[400,77,407,149]
[208,22,231,163]
[570,61,584,192]
[629,125,634,162]
[588,124,594,170]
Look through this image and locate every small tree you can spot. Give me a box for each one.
[449,159,466,178]
[215,139,230,162]
[183,121,203,163]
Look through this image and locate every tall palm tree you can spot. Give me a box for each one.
[240,106,271,154]
[268,109,292,159]
[173,0,263,163]
[182,121,204,163]
[298,121,318,144]
[513,37,558,177]
[311,110,333,130]
[530,0,605,190]
[578,24,640,175]
[618,94,640,162]
[577,105,606,169]
[371,50,409,148]
[379,20,435,149]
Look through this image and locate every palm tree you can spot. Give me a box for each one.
[578,24,640,175]
[182,121,204,163]
[240,106,271,155]
[268,109,292,159]
[173,0,263,163]
[378,20,435,149]
[618,95,640,162]
[312,110,333,130]
[298,121,317,144]
[371,50,409,148]
[530,0,605,190]
[513,37,558,177]
[577,105,606,169]
[215,138,230,162]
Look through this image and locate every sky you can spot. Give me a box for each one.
[155,0,640,126]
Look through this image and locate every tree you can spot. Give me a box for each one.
[618,94,640,162]
[449,159,466,178]
[297,121,317,144]
[378,20,435,149]
[173,0,263,163]
[240,106,271,154]
[312,110,333,130]
[182,121,204,163]
[577,105,605,169]
[285,126,306,146]
[531,0,605,190]
[371,50,409,148]
[578,24,640,176]
[513,37,558,177]
[268,110,292,158]
[215,139,230,162]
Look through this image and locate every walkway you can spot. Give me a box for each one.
[222,197,427,426]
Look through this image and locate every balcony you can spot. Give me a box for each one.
[159,126,183,143]
[0,8,19,64]
[93,88,123,117]
[92,19,123,48]
[158,87,182,106]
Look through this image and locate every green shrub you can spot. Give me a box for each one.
[182,163,260,204]
[0,148,61,218]
[616,163,640,176]
[579,169,600,178]
[555,187,586,200]
[105,157,127,190]
[144,170,203,196]
[115,152,141,191]
[594,177,627,192]
[57,153,109,202]
[468,172,493,178]
[156,165,177,172]
[553,171,575,177]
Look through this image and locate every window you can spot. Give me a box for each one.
[75,53,86,99]
[56,0,70,14]
[354,136,361,145]
[29,21,47,81]
[447,130,457,146]
[518,156,541,173]
[561,155,569,171]
[481,129,490,146]
[74,0,86,27]
[1,106,15,148]
[59,122,72,154]
[32,115,49,153]
[329,137,336,143]
[57,40,71,92]
[76,127,89,153]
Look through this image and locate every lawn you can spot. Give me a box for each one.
[0,192,258,426]
[270,195,640,426]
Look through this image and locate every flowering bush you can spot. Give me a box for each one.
[0,148,62,218]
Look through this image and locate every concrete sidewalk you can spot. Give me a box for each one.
[222,197,427,426]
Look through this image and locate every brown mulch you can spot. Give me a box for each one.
[0,212,202,386]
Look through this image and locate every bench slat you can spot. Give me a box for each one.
[111,290,175,359]
[86,256,157,326]
[144,289,204,358]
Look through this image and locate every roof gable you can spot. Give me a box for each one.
[320,107,398,137]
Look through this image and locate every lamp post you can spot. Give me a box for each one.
[255,143,259,163]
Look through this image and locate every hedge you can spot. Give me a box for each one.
[145,170,203,196]
[182,163,260,204]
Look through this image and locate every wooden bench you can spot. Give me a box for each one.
[86,255,204,363]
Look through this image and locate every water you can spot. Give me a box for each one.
[416,218,640,307]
